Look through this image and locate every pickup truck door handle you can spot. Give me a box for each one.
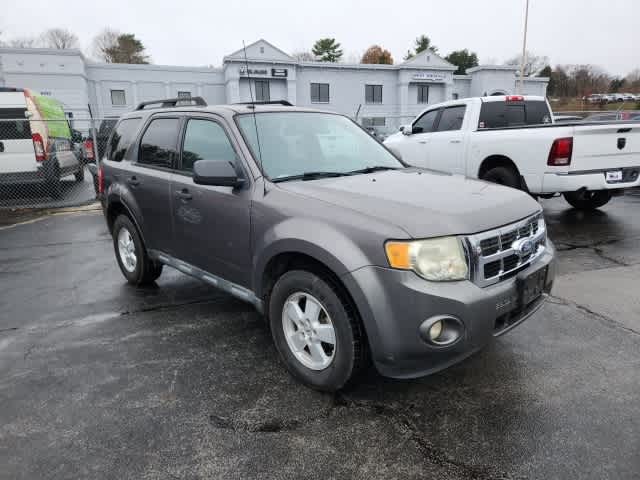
[450,140,462,144]
[418,140,428,144]
[127,176,140,186]
[175,188,193,201]
[0,141,4,153]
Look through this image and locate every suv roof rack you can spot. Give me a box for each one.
[135,96,207,111]
[233,100,293,107]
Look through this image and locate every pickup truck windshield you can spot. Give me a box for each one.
[236,112,403,180]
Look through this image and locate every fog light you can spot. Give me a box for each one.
[429,320,443,341]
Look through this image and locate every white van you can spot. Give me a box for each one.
[0,87,83,197]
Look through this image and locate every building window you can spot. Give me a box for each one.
[310,83,330,103]
[110,89,126,106]
[362,117,386,127]
[417,85,429,104]
[254,80,270,102]
[452,93,459,100]
[177,91,191,99]
[365,84,382,104]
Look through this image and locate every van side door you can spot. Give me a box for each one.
[169,115,252,287]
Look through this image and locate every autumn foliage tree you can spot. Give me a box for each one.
[361,45,393,65]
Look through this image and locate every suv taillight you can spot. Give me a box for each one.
[548,137,573,166]
[84,138,95,160]
[98,164,104,194]
[32,133,46,162]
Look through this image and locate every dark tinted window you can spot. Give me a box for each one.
[365,85,383,103]
[181,119,236,172]
[255,81,270,102]
[479,100,551,128]
[311,83,330,103]
[413,109,439,133]
[417,85,429,104]
[138,118,180,168]
[108,118,142,161]
[0,109,31,140]
[436,106,466,131]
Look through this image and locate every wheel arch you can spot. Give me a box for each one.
[478,154,520,179]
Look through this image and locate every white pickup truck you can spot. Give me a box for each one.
[384,95,640,210]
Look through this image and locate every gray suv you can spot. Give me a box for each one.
[100,97,556,391]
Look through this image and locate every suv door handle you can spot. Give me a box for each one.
[175,189,193,201]
[127,176,140,186]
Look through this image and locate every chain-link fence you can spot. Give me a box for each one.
[0,118,116,209]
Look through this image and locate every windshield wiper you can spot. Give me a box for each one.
[272,171,352,183]
[346,166,400,175]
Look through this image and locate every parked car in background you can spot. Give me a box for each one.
[553,114,584,123]
[99,97,555,391]
[622,93,637,101]
[0,87,83,197]
[385,95,640,210]
[586,94,606,104]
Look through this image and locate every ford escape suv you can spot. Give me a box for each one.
[100,97,556,391]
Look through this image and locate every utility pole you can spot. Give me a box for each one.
[518,0,530,94]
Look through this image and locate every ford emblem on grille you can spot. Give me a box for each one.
[512,238,534,258]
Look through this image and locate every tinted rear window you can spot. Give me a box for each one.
[108,118,142,162]
[478,100,551,129]
[0,108,32,140]
[138,118,180,168]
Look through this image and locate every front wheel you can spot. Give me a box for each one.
[268,270,368,391]
[563,190,612,210]
[112,215,163,285]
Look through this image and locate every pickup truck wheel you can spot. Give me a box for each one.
[112,215,163,285]
[269,270,367,392]
[563,190,612,210]
[481,166,521,189]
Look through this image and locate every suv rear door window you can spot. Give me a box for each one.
[138,118,180,168]
[180,119,237,172]
[0,108,32,140]
[436,106,466,131]
[108,118,142,161]
[413,109,439,133]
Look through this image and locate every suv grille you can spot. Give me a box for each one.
[467,213,546,287]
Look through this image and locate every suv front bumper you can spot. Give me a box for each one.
[342,240,556,378]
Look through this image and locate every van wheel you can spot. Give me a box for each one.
[268,270,367,392]
[481,166,521,189]
[46,163,62,199]
[74,166,85,182]
[563,190,612,210]
[112,215,163,285]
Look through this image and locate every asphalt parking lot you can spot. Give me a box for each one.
[0,194,638,480]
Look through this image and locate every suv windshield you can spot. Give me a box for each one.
[236,112,403,180]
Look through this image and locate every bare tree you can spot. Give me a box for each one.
[7,37,39,48]
[505,50,549,76]
[91,28,120,61]
[291,51,316,62]
[40,28,79,49]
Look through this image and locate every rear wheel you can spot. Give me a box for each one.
[481,166,521,189]
[563,190,612,210]
[268,269,367,391]
[74,165,85,182]
[46,163,62,199]
[112,215,163,285]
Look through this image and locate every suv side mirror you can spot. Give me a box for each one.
[401,124,413,135]
[193,160,245,188]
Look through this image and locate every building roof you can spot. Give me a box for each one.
[399,48,457,70]
[466,65,518,73]
[224,39,294,63]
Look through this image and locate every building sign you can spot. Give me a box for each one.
[412,72,447,82]
[239,67,269,76]
[271,68,288,77]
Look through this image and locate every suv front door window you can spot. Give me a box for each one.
[170,117,251,285]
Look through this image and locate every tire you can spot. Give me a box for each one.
[481,166,521,189]
[46,163,62,199]
[268,269,368,392]
[112,215,163,285]
[74,165,85,182]
[563,190,612,210]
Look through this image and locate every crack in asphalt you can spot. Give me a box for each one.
[119,298,220,316]
[556,238,633,267]
[548,294,640,336]
[0,327,19,333]
[0,237,110,251]
[209,393,512,479]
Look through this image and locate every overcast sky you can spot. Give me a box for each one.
[1,0,638,76]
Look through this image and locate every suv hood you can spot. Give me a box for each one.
[277,168,541,238]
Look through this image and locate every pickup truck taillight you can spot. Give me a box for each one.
[32,133,46,162]
[506,95,524,102]
[548,137,573,166]
[83,138,95,160]
[97,164,104,194]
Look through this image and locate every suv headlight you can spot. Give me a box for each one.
[385,236,469,281]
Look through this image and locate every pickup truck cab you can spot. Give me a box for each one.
[385,95,640,210]
[100,97,556,391]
